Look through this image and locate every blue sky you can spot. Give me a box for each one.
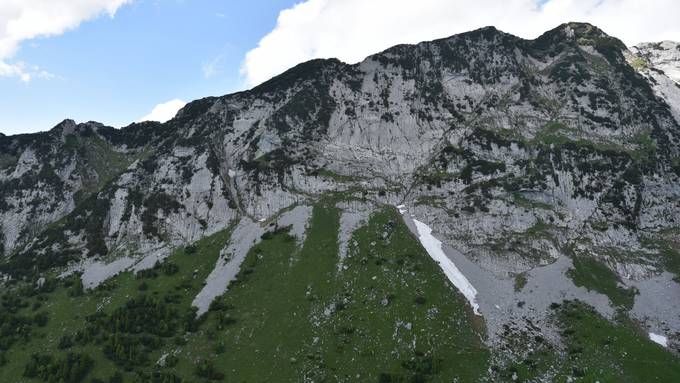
[1,0,678,135]
[0,0,298,135]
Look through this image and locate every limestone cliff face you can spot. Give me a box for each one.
[1,22,679,295]
[633,41,680,83]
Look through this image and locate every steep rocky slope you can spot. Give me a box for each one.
[1,22,680,382]
[633,40,680,83]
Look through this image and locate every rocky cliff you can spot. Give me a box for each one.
[1,22,680,382]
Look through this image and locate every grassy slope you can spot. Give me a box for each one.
[2,199,680,382]
[177,201,488,382]
[554,301,680,382]
[1,200,487,382]
[496,299,680,382]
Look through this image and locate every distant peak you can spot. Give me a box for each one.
[456,25,513,40]
[540,22,611,42]
[478,25,499,32]
[51,119,77,134]
[55,118,76,128]
[249,58,347,95]
[49,119,105,138]
[563,22,600,33]
[531,22,627,59]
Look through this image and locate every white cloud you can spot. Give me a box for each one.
[0,60,31,81]
[0,0,132,81]
[0,60,54,82]
[202,54,225,79]
[137,99,186,123]
[242,0,680,86]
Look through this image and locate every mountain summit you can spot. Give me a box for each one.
[1,23,680,382]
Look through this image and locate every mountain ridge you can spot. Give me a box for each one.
[2,20,679,284]
[1,21,680,382]
[4,22,670,138]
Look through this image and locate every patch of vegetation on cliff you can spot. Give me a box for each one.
[567,256,637,309]
[496,298,680,382]
[240,148,297,177]
[512,194,553,211]
[641,232,680,282]
[553,300,680,381]
[309,168,359,183]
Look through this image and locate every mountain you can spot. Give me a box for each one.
[1,22,680,382]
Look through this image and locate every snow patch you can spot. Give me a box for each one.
[412,219,481,316]
[649,332,668,347]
